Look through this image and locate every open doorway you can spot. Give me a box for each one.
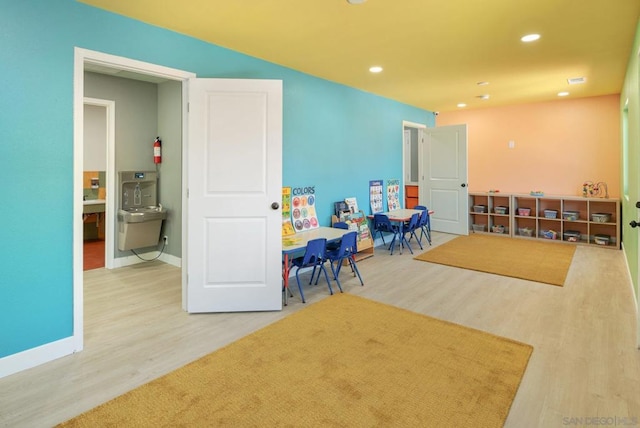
[402,120,469,235]
[83,98,115,270]
[73,47,195,352]
[402,121,425,209]
[74,47,283,349]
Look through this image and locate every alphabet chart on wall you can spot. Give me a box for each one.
[369,179,384,213]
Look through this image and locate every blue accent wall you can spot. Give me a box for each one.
[0,0,432,358]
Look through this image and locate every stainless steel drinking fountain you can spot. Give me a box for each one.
[117,171,167,251]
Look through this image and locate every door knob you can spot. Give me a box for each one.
[461,183,467,188]
[631,220,639,228]
[636,201,640,209]
[271,202,280,210]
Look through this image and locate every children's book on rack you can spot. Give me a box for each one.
[334,200,351,221]
[341,211,371,242]
[330,209,375,262]
[345,197,358,214]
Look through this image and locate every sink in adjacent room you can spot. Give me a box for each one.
[83,199,106,214]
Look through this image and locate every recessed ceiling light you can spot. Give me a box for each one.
[558,92,570,97]
[477,81,490,86]
[476,94,490,100]
[457,103,467,108]
[347,0,367,4]
[521,34,541,42]
[369,66,383,73]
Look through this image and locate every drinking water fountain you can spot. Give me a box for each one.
[117,171,167,251]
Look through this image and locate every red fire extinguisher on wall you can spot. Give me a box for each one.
[153,137,162,164]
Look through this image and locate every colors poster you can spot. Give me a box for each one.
[291,188,319,231]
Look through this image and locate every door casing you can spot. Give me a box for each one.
[74,48,195,351]
[403,121,469,235]
[83,97,115,269]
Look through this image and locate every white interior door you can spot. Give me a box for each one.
[186,78,282,313]
[419,124,468,235]
[636,202,640,348]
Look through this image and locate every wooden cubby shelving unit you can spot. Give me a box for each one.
[469,192,511,237]
[469,192,620,249]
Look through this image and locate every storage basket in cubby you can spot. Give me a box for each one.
[491,225,505,234]
[563,230,581,242]
[562,211,579,221]
[591,213,611,223]
[518,227,533,237]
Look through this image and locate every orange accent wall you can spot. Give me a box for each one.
[437,94,621,198]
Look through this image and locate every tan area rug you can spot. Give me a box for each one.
[58,294,533,428]
[415,234,576,286]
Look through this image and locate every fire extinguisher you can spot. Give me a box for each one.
[153,137,162,164]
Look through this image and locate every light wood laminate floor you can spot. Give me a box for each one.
[1,232,638,427]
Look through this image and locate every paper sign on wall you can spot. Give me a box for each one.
[387,179,400,210]
[282,187,295,236]
[369,180,383,214]
[291,187,319,231]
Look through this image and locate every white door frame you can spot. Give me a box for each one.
[73,48,195,350]
[402,120,426,203]
[83,97,116,269]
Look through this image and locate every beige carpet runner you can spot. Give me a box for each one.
[58,294,533,427]
[415,234,576,286]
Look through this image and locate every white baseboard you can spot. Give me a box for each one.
[159,252,181,267]
[112,251,181,268]
[0,336,77,379]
